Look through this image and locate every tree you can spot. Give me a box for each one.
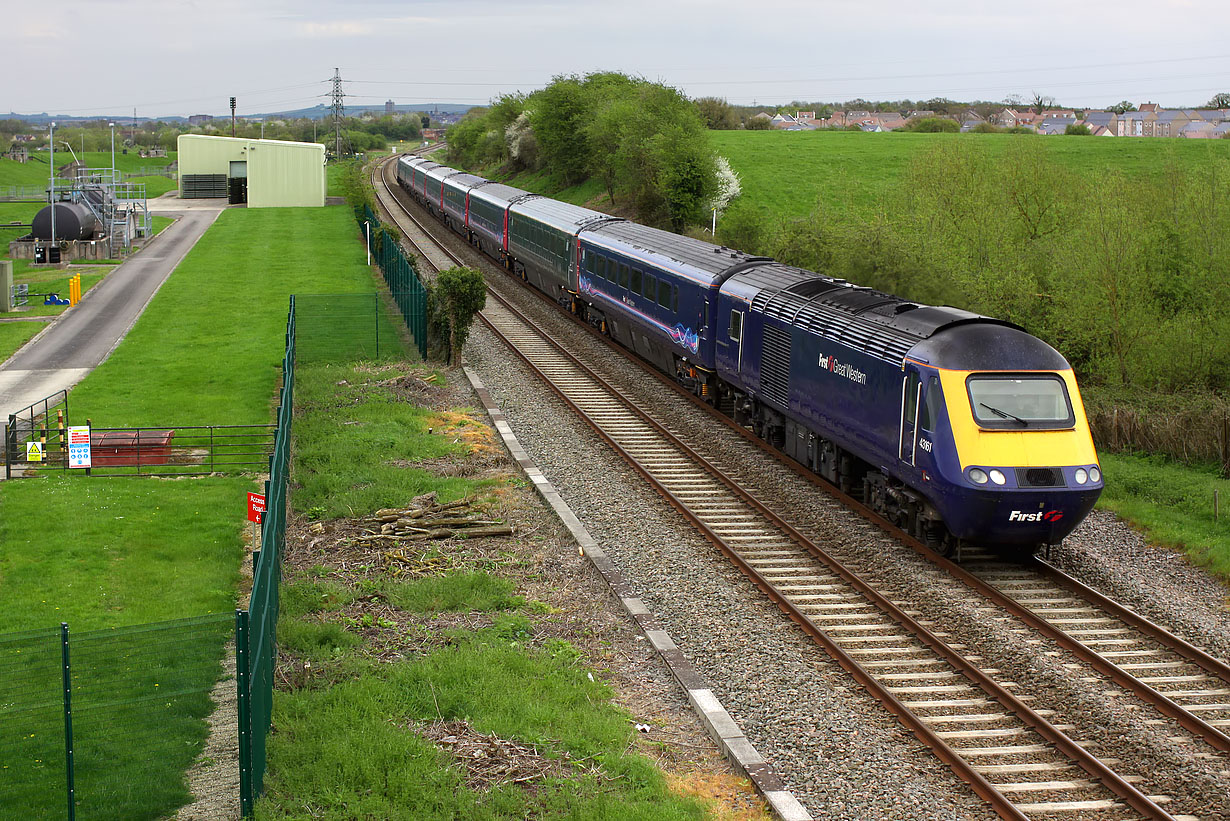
[906,117,959,133]
[745,114,772,130]
[1031,93,1057,114]
[1206,92,1230,109]
[428,267,487,364]
[1109,100,1137,115]
[695,97,740,130]
[530,76,593,184]
[1064,123,1092,136]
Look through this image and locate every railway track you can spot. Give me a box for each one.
[369,154,1217,819]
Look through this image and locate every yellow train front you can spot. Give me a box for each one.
[901,321,1103,551]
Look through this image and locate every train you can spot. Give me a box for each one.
[396,154,1103,555]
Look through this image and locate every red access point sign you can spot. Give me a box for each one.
[247,492,266,523]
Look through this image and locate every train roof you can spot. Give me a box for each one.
[442,173,488,192]
[425,164,464,183]
[468,182,535,209]
[724,264,1021,366]
[583,221,769,288]
[510,197,610,234]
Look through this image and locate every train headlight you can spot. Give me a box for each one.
[1075,468,1088,485]
[989,469,1007,485]
[1089,466,1101,483]
[969,468,989,485]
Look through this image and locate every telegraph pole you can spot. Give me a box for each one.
[230,97,237,137]
[330,68,345,158]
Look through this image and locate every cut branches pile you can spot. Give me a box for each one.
[361,492,513,541]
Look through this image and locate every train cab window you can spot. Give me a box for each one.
[657,278,671,308]
[630,268,642,294]
[920,376,941,431]
[966,374,1075,430]
[619,263,630,289]
[729,310,743,342]
[905,372,920,424]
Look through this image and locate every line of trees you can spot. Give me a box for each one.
[447,73,719,230]
[715,140,1230,397]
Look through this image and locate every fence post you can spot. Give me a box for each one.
[374,292,380,359]
[61,622,76,821]
[236,609,253,817]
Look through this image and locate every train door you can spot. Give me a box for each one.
[899,368,922,467]
[728,309,745,373]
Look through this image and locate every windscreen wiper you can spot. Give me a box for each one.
[980,402,1028,426]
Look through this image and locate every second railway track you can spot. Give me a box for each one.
[370,152,1227,819]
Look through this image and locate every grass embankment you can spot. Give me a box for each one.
[0,151,177,196]
[1097,452,1230,577]
[260,361,725,820]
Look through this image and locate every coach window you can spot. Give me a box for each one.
[630,267,642,294]
[643,273,657,300]
[619,263,630,289]
[729,310,743,342]
[672,285,679,312]
[658,278,671,308]
[595,256,605,280]
[584,251,595,275]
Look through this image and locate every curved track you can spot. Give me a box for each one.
[370,153,1218,820]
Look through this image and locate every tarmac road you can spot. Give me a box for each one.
[0,197,227,422]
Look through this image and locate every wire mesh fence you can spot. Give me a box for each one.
[0,614,233,820]
[293,292,387,363]
[237,296,296,815]
[355,203,428,358]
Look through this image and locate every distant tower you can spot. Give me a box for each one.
[330,68,346,156]
[385,99,395,117]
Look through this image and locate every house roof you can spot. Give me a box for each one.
[1139,102,1159,112]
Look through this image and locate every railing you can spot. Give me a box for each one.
[0,184,50,201]
[5,419,275,478]
[4,390,69,479]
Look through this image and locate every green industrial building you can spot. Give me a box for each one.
[177,134,326,207]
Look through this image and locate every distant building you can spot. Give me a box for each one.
[385,100,395,116]
[188,114,212,126]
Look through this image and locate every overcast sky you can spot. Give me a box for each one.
[9,0,1230,118]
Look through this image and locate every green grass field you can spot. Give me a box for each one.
[708,130,1230,218]
[67,206,397,426]
[0,320,45,362]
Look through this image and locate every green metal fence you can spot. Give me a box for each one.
[293,293,389,363]
[0,614,233,820]
[355,203,429,358]
[236,296,296,815]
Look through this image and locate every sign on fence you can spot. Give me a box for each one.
[25,441,43,462]
[247,492,265,524]
[67,426,91,469]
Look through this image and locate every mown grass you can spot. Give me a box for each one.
[292,362,496,519]
[0,320,44,362]
[1097,452,1230,578]
[0,475,252,631]
[67,206,396,426]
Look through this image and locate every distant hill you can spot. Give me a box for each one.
[7,102,475,125]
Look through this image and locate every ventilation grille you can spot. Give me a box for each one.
[760,324,792,408]
[1016,467,1065,488]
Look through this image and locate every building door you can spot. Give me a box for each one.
[228,161,248,204]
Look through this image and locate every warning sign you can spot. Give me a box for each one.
[68,426,92,469]
[26,441,44,462]
[247,492,266,523]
